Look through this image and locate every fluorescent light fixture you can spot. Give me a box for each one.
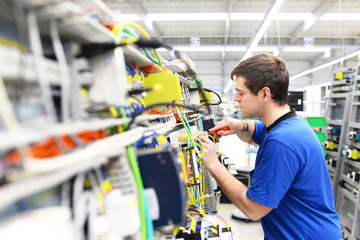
[283,47,331,58]
[230,13,264,20]
[113,14,141,22]
[254,47,279,56]
[230,12,311,21]
[224,47,247,52]
[147,13,228,21]
[290,48,360,81]
[320,13,360,21]
[173,46,225,52]
[283,47,330,52]
[275,13,312,21]
[157,46,277,53]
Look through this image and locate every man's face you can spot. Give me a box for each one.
[233,76,263,118]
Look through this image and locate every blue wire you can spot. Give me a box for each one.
[143,191,154,240]
[177,110,193,141]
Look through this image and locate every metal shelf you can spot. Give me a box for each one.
[343,159,360,169]
[326,150,339,158]
[340,187,357,204]
[341,174,360,189]
[349,122,360,129]
[37,1,116,43]
[327,120,343,126]
[329,92,351,98]
[349,141,360,150]
[331,79,352,86]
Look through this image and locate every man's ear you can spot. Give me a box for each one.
[261,87,271,102]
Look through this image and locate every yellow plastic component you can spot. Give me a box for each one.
[190,218,196,232]
[328,141,335,150]
[350,150,359,160]
[84,178,91,188]
[80,88,88,97]
[142,72,181,106]
[126,75,134,83]
[199,90,213,105]
[101,180,112,193]
[156,135,167,145]
[96,192,105,212]
[335,72,343,80]
[178,152,189,184]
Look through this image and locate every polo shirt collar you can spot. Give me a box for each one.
[265,108,296,133]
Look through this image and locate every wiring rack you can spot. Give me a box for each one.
[0,1,230,240]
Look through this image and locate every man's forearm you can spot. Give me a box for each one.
[206,162,271,220]
[236,120,256,144]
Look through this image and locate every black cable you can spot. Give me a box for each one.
[127,102,205,129]
[190,88,222,105]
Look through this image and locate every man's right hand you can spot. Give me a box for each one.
[208,117,245,139]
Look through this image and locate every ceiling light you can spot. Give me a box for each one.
[157,46,278,53]
[113,14,141,22]
[230,12,311,21]
[283,47,330,53]
[290,48,360,81]
[224,47,247,52]
[147,13,228,21]
[173,46,225,52]
[320,13,360,21]
[275,13,312,20]
[230,13,264,20]
[283,47,331,58]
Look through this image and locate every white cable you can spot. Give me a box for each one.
[27,9,56,122]
[0,73,20,131]
[50,19,71,122]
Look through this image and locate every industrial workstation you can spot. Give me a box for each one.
[0,0,359,239]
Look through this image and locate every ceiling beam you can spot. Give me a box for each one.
[241,0,284,61]
[290,48,360,81]
[125,0,163,40]
[224,0,284,93]
[290,1,336,44]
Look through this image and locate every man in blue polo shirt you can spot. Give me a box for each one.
[199,54,342,239]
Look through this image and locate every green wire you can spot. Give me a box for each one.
[153,48,162,66]
[143,48,161,66]
[127,145,147,240]
[121,107,146,240]
[175,106,196,147]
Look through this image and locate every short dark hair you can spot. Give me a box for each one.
[230,54,289,105]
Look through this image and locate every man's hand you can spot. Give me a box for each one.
[208,117,244,139]
[199,136,221,171]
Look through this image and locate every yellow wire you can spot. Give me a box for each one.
[122,38,137,44]
[120,22,150,39]
[187,195,205,208]
[196,133,215,143]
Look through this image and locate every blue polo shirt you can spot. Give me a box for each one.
[246,110,342,239]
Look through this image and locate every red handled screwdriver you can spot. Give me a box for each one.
[209,127,230,134]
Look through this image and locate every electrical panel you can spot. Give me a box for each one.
[0,1,234,240]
